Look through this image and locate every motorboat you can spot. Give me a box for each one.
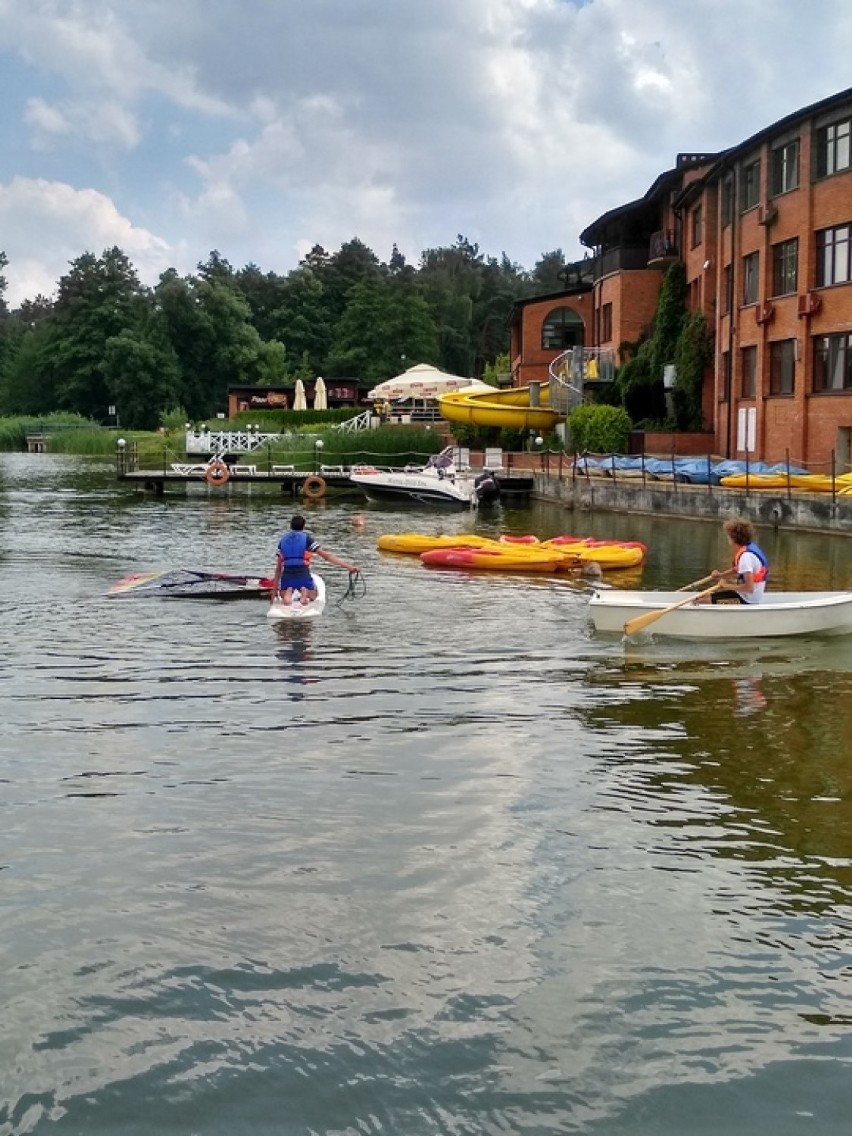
[588,589,852,639]
[349,448,499,508]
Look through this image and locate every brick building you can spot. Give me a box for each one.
[513,85,852,467]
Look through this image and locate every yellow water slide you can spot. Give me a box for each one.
[438,384,562,431]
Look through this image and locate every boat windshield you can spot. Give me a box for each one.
[425,448,455,472]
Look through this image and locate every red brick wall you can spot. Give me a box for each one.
[511,292,593,387]
[594,270,662,351]
[717,100,852,464]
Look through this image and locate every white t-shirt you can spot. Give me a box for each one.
[736,549,766,604]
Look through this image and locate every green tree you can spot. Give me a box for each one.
[50,247,151,419]
[418,236,483,376]
[234,263,289,341]
[156,270,287,419]
[1,323,58,414]
[102,328,182,430]
[532,249,568,293]
[267,266,330,374]
[482,352,510,386]
[327,275,438,384]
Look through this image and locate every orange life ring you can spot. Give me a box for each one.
[205,460,230,486]
[302,475,327,500]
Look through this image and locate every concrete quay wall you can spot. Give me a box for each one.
[533,473,852,536]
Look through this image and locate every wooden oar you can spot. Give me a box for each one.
[623,583,722,638]
[676,573,718,592]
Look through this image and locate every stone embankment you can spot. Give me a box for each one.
[533,470,852,536]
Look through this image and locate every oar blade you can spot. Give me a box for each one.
[623,583,721,638]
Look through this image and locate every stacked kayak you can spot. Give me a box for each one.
[719,471,852,493]
[421,546,564,572]
[377,532,646,573]
[539,535,646,569]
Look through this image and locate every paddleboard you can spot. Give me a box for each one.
[266,574,327,620]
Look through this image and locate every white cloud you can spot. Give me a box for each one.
[1,0,852,302]
[0,178,173,305]
[26,95,139,149]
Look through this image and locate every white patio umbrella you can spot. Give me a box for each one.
[292,378,307,411]
[367,363,490,402]
[313,376,328,410]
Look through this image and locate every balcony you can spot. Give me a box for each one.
[648,230,679,264]
[596,244,655,278]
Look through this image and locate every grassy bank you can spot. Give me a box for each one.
[0,414,446,467]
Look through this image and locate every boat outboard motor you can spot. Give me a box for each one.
[474,470,500,503]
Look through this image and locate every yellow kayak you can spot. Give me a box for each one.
[377,533,495,555]
[420,547,563,572]
[541,539,646,570]
[379,532,644,572]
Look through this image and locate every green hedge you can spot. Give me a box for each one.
[567,404,632,454]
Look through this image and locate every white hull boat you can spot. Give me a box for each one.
[589,589,852,639]
[266,574,327,620]
[349,448,498,509]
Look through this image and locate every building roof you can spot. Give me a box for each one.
[579,155,715,248]
[585,86,852,232]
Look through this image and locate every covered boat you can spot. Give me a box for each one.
[589,589,852,639]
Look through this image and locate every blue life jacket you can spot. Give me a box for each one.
[735,542,769,583]
[280,529,310,569]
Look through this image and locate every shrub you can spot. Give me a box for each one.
[567,404,632,454]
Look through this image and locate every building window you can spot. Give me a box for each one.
[769,340,795,395]
[770,139,799,195]
[816,224,851,286]
[600,302,613,343]
[741,346,757,399]
[815,117,852,177]
[691,205,703,248]
[721,177,734,227]
[721,264,732,314]
[771,239,798,296]
[741,159,760,210]
[814,333,852,392]
[742,252,759,305]
[541,305,584,350]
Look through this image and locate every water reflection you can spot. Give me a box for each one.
[5,453,852,1135]
[272,621,317,698]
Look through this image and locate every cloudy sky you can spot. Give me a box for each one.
[1,0,850,307]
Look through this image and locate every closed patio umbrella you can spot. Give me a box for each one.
[313,376,328,410]
[293,378,307,411]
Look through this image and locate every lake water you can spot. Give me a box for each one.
[3,453,852,1135]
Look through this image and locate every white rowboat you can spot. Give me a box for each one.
[588,589,852,639]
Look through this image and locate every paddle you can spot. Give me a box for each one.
[623,583,722,638]
[676,573,718,592]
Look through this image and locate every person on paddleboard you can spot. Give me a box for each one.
[273,515,359,606]
[707,518,769,604]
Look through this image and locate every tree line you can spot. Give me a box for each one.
[0,239,571,430]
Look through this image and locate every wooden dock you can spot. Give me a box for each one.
[117,462,356,498]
